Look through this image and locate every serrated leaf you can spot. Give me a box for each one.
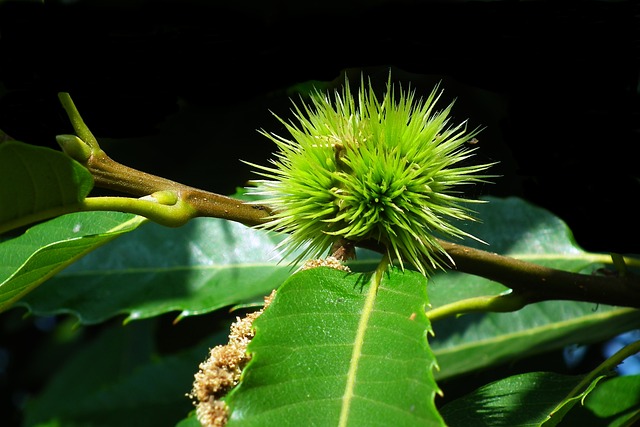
[0,140,93,229]
[426,196,640,380]
[0,211,146,312]
[226,266,444,427]
[439,371,606,427]
[14,217,306,324]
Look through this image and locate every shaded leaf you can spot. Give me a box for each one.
[0,211,146,312]
[0,140,93,229]
[426,196,640,379]
[23,319,220,427]
[0,127,15,143]
[431,302,640,381]
[584,375,640,427]
[543,374,606,427]
[429,196,606,309]
[440,371,606,427]
[15,217,307,324]
[226,266,444,427]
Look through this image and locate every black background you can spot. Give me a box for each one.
[1,0,639,254]
[1,0,639,425]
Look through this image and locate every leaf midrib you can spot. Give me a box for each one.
[433,306,637,356]
[338,266,381,427]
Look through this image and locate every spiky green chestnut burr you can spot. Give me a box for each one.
[246,75,496,275]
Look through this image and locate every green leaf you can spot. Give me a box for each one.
[226,266,444,427]
[439,371,606,427]
[0,140,93,232]
[0,211,146,312]
[175,412,202,427]
[0,127,14,143]
[23,319,219,427]
[430,302,640,381]
[426,196,640,379]
[429,195,609,310]
[543,375,607,427]
[574,374,640,426]
[14,217,309,324]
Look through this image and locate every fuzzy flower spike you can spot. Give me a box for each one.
[246,74,496,275]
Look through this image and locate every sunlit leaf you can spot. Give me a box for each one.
[0,211,146,312]
[175,413,202,427]
[226,266,444,427]
[15,217,305,324]
[0,140,93,230]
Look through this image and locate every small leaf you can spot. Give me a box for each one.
[0,211,146,312]
[226,266,444,427]
[439,371,606,427]
[0,140,93,230]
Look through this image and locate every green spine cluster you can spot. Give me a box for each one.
[246,74,495,275]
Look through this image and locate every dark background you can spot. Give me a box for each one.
[1,0,639,425]
[1,0,638,254]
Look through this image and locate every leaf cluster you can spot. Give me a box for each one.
[1,81,639,427]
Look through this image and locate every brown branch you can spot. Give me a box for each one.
[61,130,640,310]
[357,239,640,310]
[441,241,640,307]
[83,148,273,227]
[55,90,640,311]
